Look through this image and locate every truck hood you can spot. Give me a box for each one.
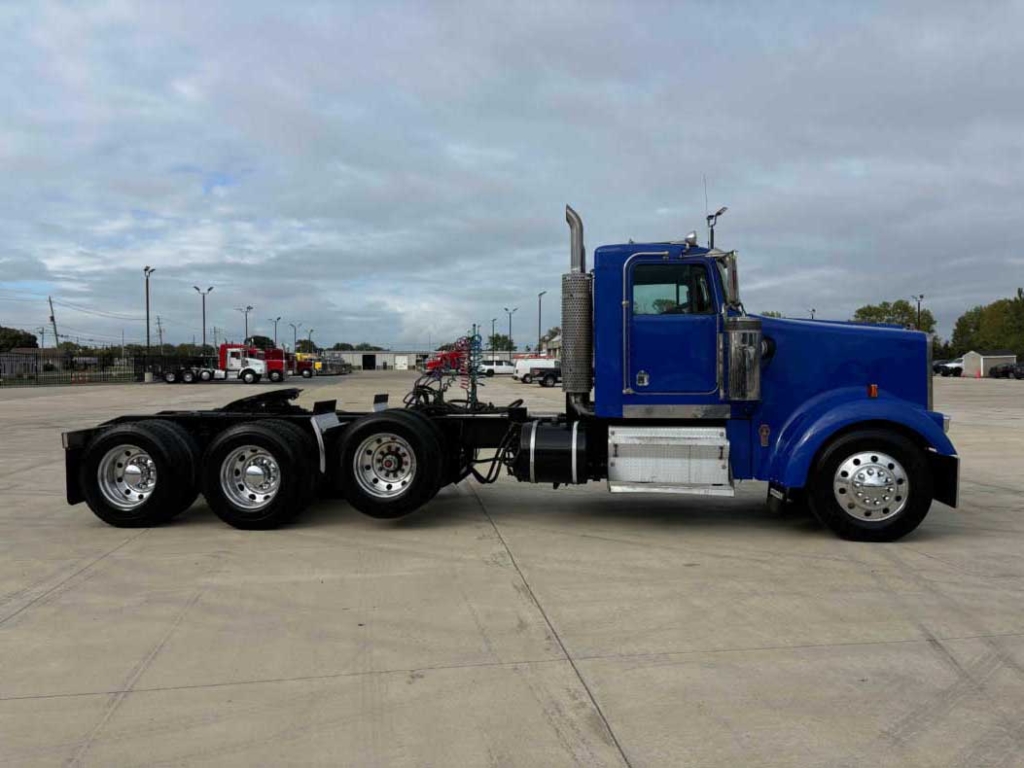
[756,315,930,411]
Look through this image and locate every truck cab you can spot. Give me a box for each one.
[218,344,266,383]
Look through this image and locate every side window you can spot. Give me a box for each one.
[632,263,715,316]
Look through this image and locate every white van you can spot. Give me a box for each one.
[513,358,559,384]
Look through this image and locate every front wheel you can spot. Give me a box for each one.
[521,374,533,384]
[241,370,257,384]
[807,429,932,542]
[301,369,313,378]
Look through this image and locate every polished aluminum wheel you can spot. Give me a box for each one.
[220,445,281,509]
[833,451,908,521]
[97,444,157,510]
[353,433,417,499]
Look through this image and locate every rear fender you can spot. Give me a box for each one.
[768,387,955,490]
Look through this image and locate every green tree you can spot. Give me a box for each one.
[295,339,316,354]
[332,342,354,351]
[853,300,935,332]
[246,334,275,351]
[0,326,38,352]
[354,342,384,351]
[760,311,784,318]
[950,306,983,355]
[487,333,516,352]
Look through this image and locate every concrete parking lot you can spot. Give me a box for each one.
[2,373,1023,767]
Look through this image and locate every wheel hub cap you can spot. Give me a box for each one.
[353,434,417,499]
[98,444,157,510]
[833,451,909,521]
[220,446,281,510]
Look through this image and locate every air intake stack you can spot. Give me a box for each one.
[561,205,593,414]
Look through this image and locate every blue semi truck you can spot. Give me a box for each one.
[62,206,958,541]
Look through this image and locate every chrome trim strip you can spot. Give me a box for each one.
[529,422,537,483]
[310,416,327,474]
[571,420,579,483]
[622,404,731,419]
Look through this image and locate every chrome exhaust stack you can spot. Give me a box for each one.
[561,205,594,414]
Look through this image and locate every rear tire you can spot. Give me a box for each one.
[807,429,932,542]
[338,412,441,519]
[485,369,495,377]
[164,370,178,384]
[201,423,312,529]
[182,369,196,384]
[541,373,557,387]
[301,369,313,379]
[79,421,198,527]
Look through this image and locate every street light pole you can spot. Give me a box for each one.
[491,318,497,351]
[194,286,213,351]
[236,305,253,344]
[503,306,518,355]
[537,291,547,353]
[910,294,924,330]
[268,316,281,347]
[143,266,155,357]
[810,308,816,320]
[289,322,302,353]
[307,328,314,352]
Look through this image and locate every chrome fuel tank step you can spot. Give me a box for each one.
[607,426,734,496]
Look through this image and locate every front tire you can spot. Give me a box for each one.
[301,369,313,379]
[807,429,932,542]
[241,370,257,384]
[521,374,533,384]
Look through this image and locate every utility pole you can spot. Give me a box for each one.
[289,322,302,353]
[910,294,924,330]
[48,296,59,348]
[503,306,517,353]
[537,291,546,354]
[236,305,253,344]
[268,316,281,347]
[307,328,314,351]
[810,308,817,320]
[194,286,213,351]
[143,266,155,357]
[156,316,164,350]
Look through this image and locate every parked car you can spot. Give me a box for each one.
[937,358,964,377]
[513,358,558,384]
[531,366,562,387]
[480,359,515,377]
[988,362,1017,378]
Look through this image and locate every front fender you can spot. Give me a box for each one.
[768,387,955,489]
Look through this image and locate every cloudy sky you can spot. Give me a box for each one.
[2,1,1022,349]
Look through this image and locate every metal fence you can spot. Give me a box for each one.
[0,352,153,387]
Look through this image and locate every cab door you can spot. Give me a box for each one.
[627,260,719,395]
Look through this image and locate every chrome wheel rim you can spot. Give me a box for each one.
[220,445,282,510]
[353,433,416,499]
[98,444,157,510]
[833,451,908,521]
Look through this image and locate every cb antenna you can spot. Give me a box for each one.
[707,206,727,249]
